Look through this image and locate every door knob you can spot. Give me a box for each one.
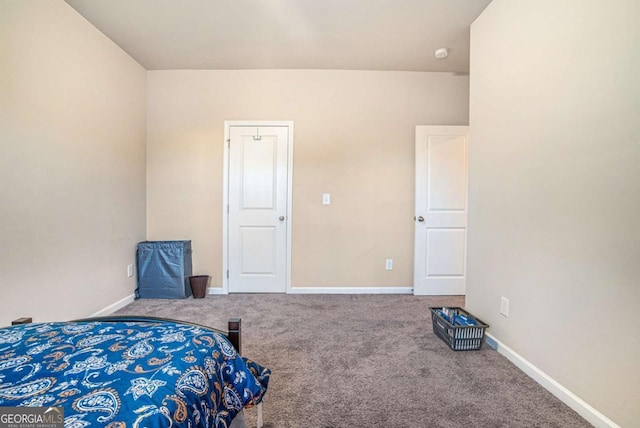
[417,216,425,222]
[279,216,286,221]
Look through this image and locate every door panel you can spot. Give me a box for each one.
[414,126,468,295]
[240,227,276,274]
[426,229,466,276]
[229,126,289,292]
[241,137,276,209]
[427,136,467,211]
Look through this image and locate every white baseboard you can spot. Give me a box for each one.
[288,287,413,294]
[207,286,413,295]
[89,293,136,317]
[485,333,619,428]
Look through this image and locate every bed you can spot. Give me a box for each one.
[0,316,270,428]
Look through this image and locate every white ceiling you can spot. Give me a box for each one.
[64,0,491,72]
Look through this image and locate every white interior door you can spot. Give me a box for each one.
[228,125,290,292]
[414,126,469,295]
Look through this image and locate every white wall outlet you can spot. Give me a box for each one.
[322,193,331,205]
[385,259,393,270]
[500,296,509,317]
[127,264,134,278]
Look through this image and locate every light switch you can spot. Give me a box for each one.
[322,193,331,205]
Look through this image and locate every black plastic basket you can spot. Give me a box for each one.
[429,307,489,351]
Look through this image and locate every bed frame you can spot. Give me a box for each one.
[11,316,243,354]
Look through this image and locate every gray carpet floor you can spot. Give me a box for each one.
[116,294,591,428]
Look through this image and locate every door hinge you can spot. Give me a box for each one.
[227,205,229,214]
[226,270,229,279]
[226,139,230,148]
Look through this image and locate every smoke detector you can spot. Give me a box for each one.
[435,48,449,59]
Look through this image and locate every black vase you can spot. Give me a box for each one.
[188,275,209,299]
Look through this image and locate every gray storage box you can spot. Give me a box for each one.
[136,241,192,299]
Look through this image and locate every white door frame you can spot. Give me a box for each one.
[222,121,294,294]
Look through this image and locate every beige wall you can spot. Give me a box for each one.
[0,1,146,326]
[468,1,640,426]
[147,70,468,288]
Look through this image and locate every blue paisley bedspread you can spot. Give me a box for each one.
[0,320,270,428]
